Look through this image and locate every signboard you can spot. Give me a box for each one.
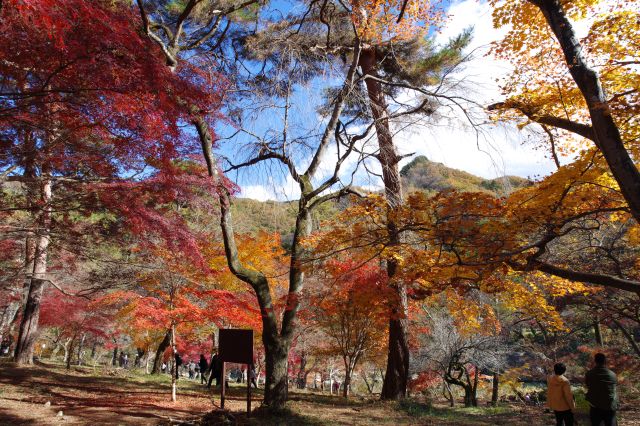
[217,328,255,415]
[218,328,254,365]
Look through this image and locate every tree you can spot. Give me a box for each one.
[0,0,216,364]
[415,305,508,407]
[308,260,389,397]
[487,0,640,222]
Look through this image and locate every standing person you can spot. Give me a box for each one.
[547,363,575,426]
[250,364,258,389]
[207,351,219,388]
[187,360,194,379]
[586,353,618,426]
[199,354,208,385]
[174,351,183,381]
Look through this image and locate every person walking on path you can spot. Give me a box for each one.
[547,362,575,426]
[585,353,618,426]
[199,354,208,385]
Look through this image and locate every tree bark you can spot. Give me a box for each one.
[530,0,640,223]
[359,46,409,401]
[612,318,640,357]
[14,176,52,365]
[491,372,499,406]
[594,318,604,346]
[151,329,171,374]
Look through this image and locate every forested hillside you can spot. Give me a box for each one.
[233,157,530,237]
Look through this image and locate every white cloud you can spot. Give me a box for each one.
[237,0,569,201]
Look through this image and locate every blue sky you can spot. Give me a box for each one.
[214,0,564,201]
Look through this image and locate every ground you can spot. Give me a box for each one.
[0,360,638,425]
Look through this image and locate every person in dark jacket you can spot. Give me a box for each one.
[199,354,209,385]
[585,353,618,426]
[174,351,183,380]
[207,352,220,388]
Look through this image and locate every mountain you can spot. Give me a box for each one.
[229,157,531,236]
[400,155,531,196]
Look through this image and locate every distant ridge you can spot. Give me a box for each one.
[400,155,531,196]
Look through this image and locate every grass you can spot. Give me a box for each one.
[398,399,511,420]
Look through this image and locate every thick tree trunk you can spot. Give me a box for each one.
[343,365,352,398]
[152,329,171,374]
[360,47,409,401]
[263,339,289,408]
[14,177,52,365]
[531,0,640,223]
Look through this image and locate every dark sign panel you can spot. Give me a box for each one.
[218,328,254,365]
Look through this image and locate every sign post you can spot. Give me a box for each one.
[218,329,254,416]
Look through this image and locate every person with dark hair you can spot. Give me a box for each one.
[586,353,618,426]
[199,354,208,385]
[174,351,183,380]
[547,362,575,426]
[207,351,220,388]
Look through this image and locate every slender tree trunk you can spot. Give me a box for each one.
[491,372,499,406]
[111,346,118,366]
[152,329,171,374]
[594,319,604,346]
[360,47,409,401]
[66,336,75,370]
[171,323,177,402]
[612,318,640,357]
[471,366,479,407]
[14,176,52,365]
[531,0,640,223]
[77,333,85,365]
[443,380,454,407]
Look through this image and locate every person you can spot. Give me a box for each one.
[585,353,618,426]
[174,350,183,380]
[161,362,167,374]
[118,351,125,367]
[188,360,196,379]
[123,353,129,368]
[250,364,258,389]
[199,354,208,384]
[547,362,575,426]
[207,352,220,388]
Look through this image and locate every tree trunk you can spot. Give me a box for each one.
[14,176,52,365]
[263,339,289,408]
[531,0,640,223]
[77,333,85,365]
[152,329,171,374]
[111,346,118,366]
[171,323,177,402]
[463,385,473,407]
[491,372,499,406]
[66,336,75,370]
[471,366,479,407]
[359,46,409,401]
[443,380,454,407]
[342,368,351,398]
[594,319,604,346]
[612,318,640,357]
